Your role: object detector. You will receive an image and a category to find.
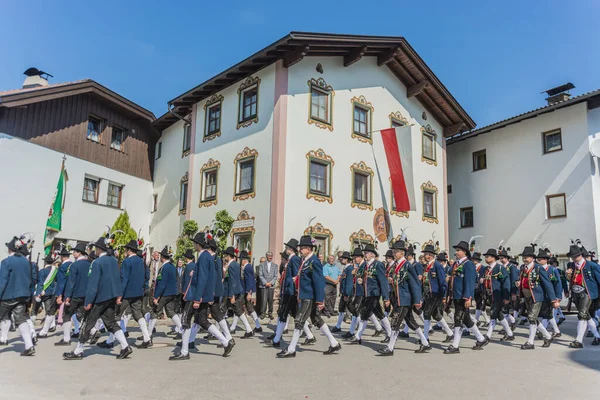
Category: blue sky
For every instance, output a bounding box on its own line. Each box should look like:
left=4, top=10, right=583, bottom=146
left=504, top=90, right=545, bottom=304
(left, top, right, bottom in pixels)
left=1, top=0, right=598, bottom=128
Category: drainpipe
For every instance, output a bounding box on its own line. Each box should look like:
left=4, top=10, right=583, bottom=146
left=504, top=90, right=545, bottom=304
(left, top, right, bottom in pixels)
left=168, top=102, right=191, bottom=124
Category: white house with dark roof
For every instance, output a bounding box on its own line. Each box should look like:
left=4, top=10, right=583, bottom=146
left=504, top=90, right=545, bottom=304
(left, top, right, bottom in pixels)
left=447, top=84, right=600, bottom=264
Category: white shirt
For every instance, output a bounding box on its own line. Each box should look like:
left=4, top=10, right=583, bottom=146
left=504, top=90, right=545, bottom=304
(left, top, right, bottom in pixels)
left=99, top=252, right=108, bottom=258
left=267, top=261, right=272, bottom=273
left=458, top=256, right=468, bottom=264
left=76, top=256, right=87, bottom=261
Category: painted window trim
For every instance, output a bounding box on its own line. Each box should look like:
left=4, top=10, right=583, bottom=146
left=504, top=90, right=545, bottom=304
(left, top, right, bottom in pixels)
left=304, top=223, right=334, bottom=256
left=350, top=95, right=374, bottom=144
left=179, top=172, right=189, bottom=215
left=199, top=158, right=220, bottom=208
left=230, top=210, right=255, bottom=252
left=545, top=193, right=567, bottom=219
left=306, top=148, right=334, bottom=203
left=389, top=177, right=409, bottom=218
left=237, top=77, right=261, bottom=129
left=542, top=128, right=563, bottom=155
left=472, top=149, right=487, bottom=172
left=421, top=124, right=437, bottom=166
left=421, top=181, right=439, bottom=224
left=307, top=78, right=334, bottom=131
left=349, top=229, right=376, bottom=249
left=203, top=94, right=224, bottom=142
left=182, top=123, right=192, bottom=158
left=233, top=147, right=258, bottom=201
left=351, top=161, right=374, bottom=211
left=389, top=111, right=409, bottom=128
left=459, top=206, right=474, bottom=228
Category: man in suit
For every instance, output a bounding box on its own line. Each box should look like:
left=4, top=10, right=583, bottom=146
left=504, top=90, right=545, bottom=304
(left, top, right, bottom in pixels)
left=481, top=248, right=513, bottom=341
left=148, top=246, right=182, bottom=340
left=143, top=251, right=162, bottom=317
left=240, top=252, right=262, bottom=336
left=258, top=251, right=278, bottom=320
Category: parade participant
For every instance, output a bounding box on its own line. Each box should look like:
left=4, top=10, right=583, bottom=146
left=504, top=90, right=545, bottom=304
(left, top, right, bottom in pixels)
left=175, top=249, right=198, bottom=349
left=517, top=246, right=557, bottom=350
left=240, top=252, right=262, bottom=336
left=63, top=237, right=132, bottom=360
left=549, top=257, right=566, bottom=326
left=172, top=233, right=234, bottom=360
left=444, top=241, right=489, bottom=354
left=472, top=252, right=490, bottom=326
left=147, top=246, right=183, bottom=340
left=421, top=244, right=453, bottom=342
left=342, top=248, right=365, bottom=339
left=227, top=249, right=255, bottom=339
left=499, top=248, right=519, bottom=330
left=203, top=238, right=233, bottom=343
left=276, top=235, right=341, bottom=358
left=538, top=249, right=562, bottom=338
left=34, top=254, right=57, bottom=340
left=0, top=237, right=35, bottom=356
left=377, top=240, right=428, bottom=355
left=565, top=243, right=600, bottom=348
left=400, top=245, right=427, bottom=338
left=332, top=251, right=354, bottom=334
left=349, top=243, right=391, bottom=345
left=56, top=242, right=90, bottom=346
left=481, top=249, right=514, bottom=341
left=264, top=239, right=300, bottom=347
left=52, top=245, right=73, bottom=337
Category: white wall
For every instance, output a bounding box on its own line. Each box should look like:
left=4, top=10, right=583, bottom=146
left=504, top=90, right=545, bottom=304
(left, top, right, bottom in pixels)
left=283, top=56, right=447, bottom=254
left=587, top=107, right=600, bottom=252
left=0, top=134, right=152, bottom=258
left=447, top=102, right=595, bottom=255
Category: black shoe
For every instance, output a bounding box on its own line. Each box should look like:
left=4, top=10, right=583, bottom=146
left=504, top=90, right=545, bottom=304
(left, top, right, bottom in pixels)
left=268, top=314, right=274, bottom=320
left=254, top=327, right=263, bottom=333
left=373, top=329, right=383, bottom=337
left=138, top=340, right=153, bottom=349
left=54, top=339, right=70, bottom=346
left=267, top=333, right=275, bottom=340
left=520, top=342, right=535, bottom=350
left=586, top=331, right=594, bottom=338
left=476, top=321, right=482, bottom=327
left=49, top=326, right=56, bottom=333
left=97, top=340, right=114, bottom=349
left=204, top=333, right=217, bottom=341
left=542, top=337, right=553, bottom=348
left=167, top=329, right=178, bottom=336
left=229, top=329, right=236, bottom=335
left=169, top=352, right=190, bottom=361
left=592, top=338, right=600, bottom=346
left=472, top=337, right=489, bottom=350
left=510, top=322, right=517, bottom=331
left=462, top=330, right=471, bottom=337
left=381, top=336, right=390, bottom=344
left=443, top=335, right=453, bottom=343
left=9, top=325, right=16, bottom=332
left=152, top=327, right=157, bottom=334
left=37, top=333, right=48, bottom=339
left=498, top=329, right=506, bottom=336
left=222, top=340, right=235, bottom=357
left=557, top=317, right=565, bottom=326
left=99, top=328, right=106, bottom=334
left=63, top=351, right=83, bottom=360
left=124, top=332, right=129, bottom=338
left=0, top=340, right=7, bottom=346
left=428, top=329, right=435, bottom=335
left=501, top=334, right=515, bottom=341
left=444, top=345, right=460, bottom=354
left=32, top=336, right=38, bottom=345
left=116, top=346, right=133, bottom=359
left=302, top=337, right=317, bottom=346
left=241, top=331, right=254, bottom=339
left=323, top=343, right=341, bottom=355
left=377, top=347, right=394, bottom=356
left=331, top=326, right=341, bottom=333
left=173, top=333, right=182, bottom=340
left=300, top=331, right=307, bottom=338
left=263, top=339, right=281, bottom=348
left=416, top=339, right=421, bottom=345
left=535, top=332, right=543, bottom=340
left=283, top=329, right=289, bottom=335
left=553, top=332, right=562, bottom=338
left=415, top=344, right=432, bottom=353
left=518, top=319, right=526, bottom=326
left=341, top=332, right=354, bottom=339
left=432, top=325, right=443, bottom=331
left=570, top=340, right=583, bottom=348
left=348, top=336, right=362, bottom=345
left=276, top=349, right=296, bottom=358
left=398, top=332, right=409, bottom=338
left=71, top=332, right=79, bottom=339
left=89, top=331, right=101, bottom=345
left=20, top=347, right=35, bottom=356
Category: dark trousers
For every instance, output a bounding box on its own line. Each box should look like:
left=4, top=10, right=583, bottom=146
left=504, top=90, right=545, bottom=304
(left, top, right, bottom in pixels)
left=116, top=296, right=144, bottom=321
left=571, top=290, right=597, bottom=320
left=210, top=297, right=224, bottom=323
left=42, top=295, right=58, bottom=316
left=523, top=294, right=542, bottom=324
left=150, top=295, right=177, bottom=319
left=453, top=299, right=475, bottom=328
left=182, top=302, right=212, bottom=330
left=259, top=287, right=275, bottom=316
left=142, top=289, right=152, bottom=315
left=423, top=295, right=444, bottom=321
left=242, top=295, right=255, bottom=315
left=358, top=296, right=385, bottom=321
left=63, top=297, right=85, bottom=322
left=338, top=295, right=351, bottom=313
left=0, top=297, right=29, bottom=326
left=277, top=294, right=298, bottom=322
left=346, top=295, right=363, bottom=317
left=390, top=305, right=419, bottom=331
left=294, top=299, right=325, bottom=330
left=489, top=297, right=505, bottom=321
left=79, top=298, right=120, bottom=343
left=475, top=290, right=487, bottom=311
left=324, top=284, right=337, bottom=315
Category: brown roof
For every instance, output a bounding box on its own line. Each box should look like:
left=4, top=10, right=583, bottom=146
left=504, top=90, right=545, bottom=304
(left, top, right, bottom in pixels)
left=154, top=31, right=475, bottom=135
left=0, top=79, right=156, bottom=123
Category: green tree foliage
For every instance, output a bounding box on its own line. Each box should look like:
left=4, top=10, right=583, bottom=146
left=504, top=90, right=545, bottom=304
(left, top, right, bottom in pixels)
left=175, top=220, right=199, bottom=262
left=214, top=210, right=234, bottom=253
left=109, top=211, right=137, bottom=263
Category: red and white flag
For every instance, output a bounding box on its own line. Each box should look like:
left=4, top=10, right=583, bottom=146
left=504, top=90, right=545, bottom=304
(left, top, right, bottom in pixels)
left=379, top=127, right=415, bottom=212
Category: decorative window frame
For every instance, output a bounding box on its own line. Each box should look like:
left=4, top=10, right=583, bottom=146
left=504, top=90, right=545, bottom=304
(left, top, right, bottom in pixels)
left=389, top=177, right=409, bottom=218
left=307, top=78, right=334, bottom=131
left=304, top=223, right=334, bottom=256
left=182, top=123, right=192, bottom=158
left=233, top=147, right=258, bottom=201
left=349, top=229, right=376, bottom=249
left=230, top=210, right=255, bottom=252
left=203, top=94, right=223, bottom=142
left=420, top=239, right=441, bottom=253
left=421, top=181, right=439, bottom=224
left=421, top=124, right=437, bottom=166
left=350, top=95, right=374, bottom=144
left=179, top=172, right=189, bottom=216
left=306, top=148, right=334, bottom=204
left=351, top=161, right=374, bottom=211
left=237, top=76, right=261, bottom=129
left=389, top=111, right=409, bottom=127
left=199, top=158, right=220, bottom=208
left=546, top=193, right=567, bottom=219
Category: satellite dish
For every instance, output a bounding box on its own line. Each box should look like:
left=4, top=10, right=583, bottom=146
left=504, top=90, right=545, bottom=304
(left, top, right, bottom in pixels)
left=590, top=138, right=600, bottom=158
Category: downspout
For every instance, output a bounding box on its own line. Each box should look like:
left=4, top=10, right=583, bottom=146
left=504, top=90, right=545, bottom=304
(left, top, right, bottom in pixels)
left=168, top=102, right=195, bottom=222
left=168, top=102, right=191, bottom=124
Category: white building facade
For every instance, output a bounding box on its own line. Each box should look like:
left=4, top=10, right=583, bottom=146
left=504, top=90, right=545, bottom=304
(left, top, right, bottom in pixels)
left=447, top=89, right=600, bottom=262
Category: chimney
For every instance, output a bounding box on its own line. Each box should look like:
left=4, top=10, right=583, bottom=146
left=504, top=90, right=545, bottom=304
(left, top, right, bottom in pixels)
left=22, top=67, right=53, bottom=89
left=542, top=82, right=575, bottom=106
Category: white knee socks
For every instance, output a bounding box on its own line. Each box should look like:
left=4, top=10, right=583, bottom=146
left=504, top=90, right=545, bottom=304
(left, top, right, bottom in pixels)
left=415, top=327, right=428, bottom=346
left=208, top=325, right=229, bottom=346
left=27, top=319, right=36, bottom=338
left=148, top=319, right=157, bottom=336
left=181, top=328, right=192, bottom=356
left=240, top=314, right=252, bottom=333
left=74, top=341, right=85, bottom=355
left=527, top=324, right=536, bottom=344
left=424, top=320, right=431, bottom=340
left=349, top=316, right=358, bottom=334
left=387, top=330, right=399, bottom=351
left=1, top=320, right=10, bottom=341
left=114, top=330, right=129, bottom=349
left=369, top=314, right=382, bottom=331
left=536, top=321, right=551, bottom=340
left=18, top=323, right=33, bottom=350
left=380, top=316, right=392, bottom=337
left=172, top=314, right=182, bottom=330
left=230, top=315, right=239, bottom=330
left=319, top=325, right=339, bottom=347
left=218, top=319, right=232, bottom=340
left=138, top=318, right=151, bottom=342
left=356, top=320, right=367, bottom=339
left=190, top=323, right=200, bottom=342
left=486, top=320, right=496, bottom=338
left=475, top=310, right=482, bottom=321
left=499, top=318, right=512, bottom=336
left=287, top=329, right=301, bottom=353
left=576, top=320, right=586, bottom=342
left=439, top=318, right=453, bottom=336
left=72, top=315, right=80, bottom=334
left=451, top=327, right=462, bottom=348
left=587, top=318, right=600, bottom=338
left=549, top=318, right=560, bottom=334
left=63, top=321, right=72, bottom=342
left=284, top=316, right=290, bottom=330
left=273, top=321, right=285, bottom=343
left=335, top=312, right=344, bottom=329
left=303, top=321, right=314, bottom=339
left=250, top=311, right=261, bottom=328
left=40, top=315, right=54, bottom=334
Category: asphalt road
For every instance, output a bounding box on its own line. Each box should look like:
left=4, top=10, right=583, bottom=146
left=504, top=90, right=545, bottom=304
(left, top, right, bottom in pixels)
left=0, top=315, right=598, bottom=400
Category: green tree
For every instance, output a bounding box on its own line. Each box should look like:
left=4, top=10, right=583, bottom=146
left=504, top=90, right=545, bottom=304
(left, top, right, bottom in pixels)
left=175, top=220, right=199, bottom=262
left=214, top=210, right=234, bottom=253
left=110, top=211, right=137, bottom=263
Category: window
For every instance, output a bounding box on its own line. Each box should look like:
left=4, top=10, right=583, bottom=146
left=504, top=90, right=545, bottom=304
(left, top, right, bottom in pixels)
left=156, top=142, right=162, bottom=160
left=179, top=180, right=188, bottom=212
left=422, top=131, right=435, bottom=162
left=152, top=194, right=158, bottom=212
left=233, top=148, right=258, bottom=201
left=354, top=172, right=370, bottom=204
left=543, top=129, right=562, bottom=154
left=233, top=232, right=253, bottom=254
left=309, top=160, right=329, bottom=196
left=203, top=169, right=218, bottom=202
left=421, top=181, right=439, bottom=223
left=353, top=106, right=369, bottom=137
left=473, top=150, right=487, bottom=171
left=447, top=185, right=453, bottom=194
left=82, top=177, right=99, bottom=203
left=242, top=88, right=258, bottom=121
left=107, top=183, right=123, bottom=208
left=87, top=116, right=102, bottom=142
left=351, top=96, right=373, bottom=143
left=546, top=193, right=567, bottom=219
left=237, top=159, right=255, bottom=194
left=183, top=124, right=192, bottom=155
left=110, top=126, right=125, bottom=151
left=237, top=77, right=261, bottom=129
left=351, top=161, right=374, bottom=210
left=391, top=119, right=405, bottom=128
left=310, top=88, right=330, bottom=123
left=389, top=111, right=408, bottom=129
left=314, top=236, right=329, bottom=257
left=207, top=104, right=221, bottom=136
left=460, top=207, right=474, bottom=228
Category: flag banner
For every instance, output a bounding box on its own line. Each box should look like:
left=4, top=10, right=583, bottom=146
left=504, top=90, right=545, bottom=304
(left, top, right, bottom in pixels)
left=43, top=159, right=68, bottom=255
left=380, top=127, right=415, bottom=212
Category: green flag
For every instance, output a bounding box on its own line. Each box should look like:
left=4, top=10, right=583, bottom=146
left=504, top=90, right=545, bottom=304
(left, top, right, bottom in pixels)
left=43, top=159, right=68, bottom=255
